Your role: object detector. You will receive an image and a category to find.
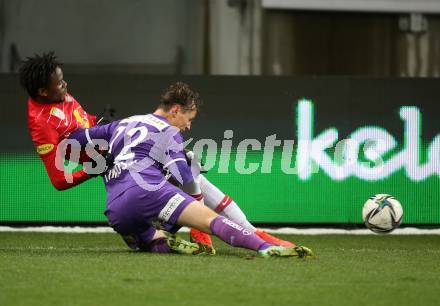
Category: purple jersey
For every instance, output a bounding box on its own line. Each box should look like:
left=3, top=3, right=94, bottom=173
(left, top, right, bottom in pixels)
left=69, top=114, right=194, bottom=203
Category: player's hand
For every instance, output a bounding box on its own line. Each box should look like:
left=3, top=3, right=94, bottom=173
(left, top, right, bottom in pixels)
left=162, top=166, right=173, bottom=181
left=167, top=175, right=181, bottom=187
left=96, top=104, right=116, bottom=125
left=87, top=151, right=115, bottom=177
left=184, top=149, right=207, bottom=173
left=101, top=151, right=115, bottom=173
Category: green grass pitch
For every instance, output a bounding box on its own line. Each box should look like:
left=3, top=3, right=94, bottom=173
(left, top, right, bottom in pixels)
left=1, top=232, right=439, bottom=306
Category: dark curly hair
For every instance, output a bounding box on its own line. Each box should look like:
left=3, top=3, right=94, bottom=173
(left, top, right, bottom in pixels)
left=19, top=52, right=60, bottom=99
left=159, top=82, right=202, bottom=111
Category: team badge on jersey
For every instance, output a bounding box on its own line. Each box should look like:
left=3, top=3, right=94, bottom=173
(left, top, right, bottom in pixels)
left=36, top=144, right=54, bottom=155
left=73, top=110, right=90, bottom=128
left=50, top=107, right=66, bottom=120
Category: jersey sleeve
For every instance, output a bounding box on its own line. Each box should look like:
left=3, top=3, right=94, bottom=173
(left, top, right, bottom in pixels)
left=68, top=120, right=119, bottom=147
left=30, top=121, right=90, bottom=191
left=87, top=113, right=97, bottom=127
left=162, top=130, right=194, bottom=185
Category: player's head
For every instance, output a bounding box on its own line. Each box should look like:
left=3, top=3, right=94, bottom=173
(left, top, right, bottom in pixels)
left=19, top=52, right=67, bottom=103
left=157, top=82, right=202, bottom=132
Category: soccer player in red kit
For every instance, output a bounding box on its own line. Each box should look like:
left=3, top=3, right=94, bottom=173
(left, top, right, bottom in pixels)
left=20, top=52, right=98, bottom=190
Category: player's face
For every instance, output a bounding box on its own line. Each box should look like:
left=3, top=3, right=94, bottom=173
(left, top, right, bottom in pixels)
left=39, top=66, right=68, bottom=103
left=171, top=106, right=197, bottom=132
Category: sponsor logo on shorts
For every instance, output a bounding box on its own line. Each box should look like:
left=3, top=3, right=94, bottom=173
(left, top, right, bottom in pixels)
left=36, top=144, right=54, bottom=155
left=158, top=193, right=185, bottom=222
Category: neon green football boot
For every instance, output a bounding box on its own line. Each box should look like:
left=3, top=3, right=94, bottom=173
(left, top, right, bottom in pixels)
left=259, top=245, right=314, bottom=258
left=165, top=233, right=200, bottom=255
left=165, top=233, right=214, bottom=255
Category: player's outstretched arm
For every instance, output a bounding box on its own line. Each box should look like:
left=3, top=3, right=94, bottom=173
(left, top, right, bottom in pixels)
left=30, top=120, right=91, bottom=190
left=39, top=145, right=91, bottom=191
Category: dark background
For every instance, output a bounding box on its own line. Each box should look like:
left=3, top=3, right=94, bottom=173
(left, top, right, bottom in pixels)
left=2, top=74, right=439, bottom=152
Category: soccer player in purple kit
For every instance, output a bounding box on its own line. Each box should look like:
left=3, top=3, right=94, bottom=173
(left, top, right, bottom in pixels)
left=67, top=82, right=313, bottom=258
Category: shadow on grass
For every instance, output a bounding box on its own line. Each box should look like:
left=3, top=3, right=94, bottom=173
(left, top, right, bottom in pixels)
left=0, top=247, right=131, bottom=255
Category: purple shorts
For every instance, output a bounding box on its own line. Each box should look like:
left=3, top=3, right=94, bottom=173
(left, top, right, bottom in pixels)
left=104, top=181, right=195, bottom=247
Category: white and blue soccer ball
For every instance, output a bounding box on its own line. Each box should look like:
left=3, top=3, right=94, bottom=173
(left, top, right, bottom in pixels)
left=362, top=194, right=403, bottom=233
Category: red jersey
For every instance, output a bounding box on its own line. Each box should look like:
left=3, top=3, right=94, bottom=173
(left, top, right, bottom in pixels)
left=28, top=93, right=97, bottom=190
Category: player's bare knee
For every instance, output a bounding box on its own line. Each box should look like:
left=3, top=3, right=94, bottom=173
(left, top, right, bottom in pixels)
left=178, top=200, right=217, bottom=233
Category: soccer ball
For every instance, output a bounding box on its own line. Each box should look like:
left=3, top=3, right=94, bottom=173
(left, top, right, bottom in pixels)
left=362, top=194, right=403, bottom=233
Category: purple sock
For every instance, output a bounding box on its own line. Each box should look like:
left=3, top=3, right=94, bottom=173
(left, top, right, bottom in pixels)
left=148, top=237, right=171, bottom=253
left=210, top=216, right=273, bottom=251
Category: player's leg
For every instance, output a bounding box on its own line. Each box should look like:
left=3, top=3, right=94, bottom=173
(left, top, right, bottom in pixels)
left=147, top=181, right=271, bottom=253
left=119, top=229, right=200, bottom=254
left=199, top=175, right=295, bottom=247
left=105, top=186, right=200, bottom=255
left=181, top=180, right=215, bottom=253
left=188, top=194, right=215, bottom=253
left=120, top=229, right=169, bottom=252
left=184, top=151, right=293, bottom=247
left=177, top=201, right=270, bottom=252
left=200, top=175, right=255, bottom=230
left=160, top=218, right=215, bottom=255
left=176, top=201, right=312, bottom=258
